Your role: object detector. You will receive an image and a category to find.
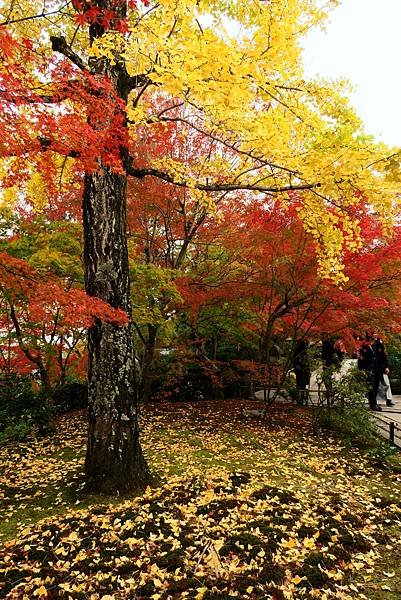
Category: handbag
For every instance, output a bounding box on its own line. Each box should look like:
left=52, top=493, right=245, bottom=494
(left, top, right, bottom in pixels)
left=383, top=373, right=393, bottom=401
left=377, top=380, right=388, bottom=402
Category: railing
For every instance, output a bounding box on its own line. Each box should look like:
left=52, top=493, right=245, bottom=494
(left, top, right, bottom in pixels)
left=373, top=414, right=401, bottom=448
left=256, top=386, right=401, bottom=449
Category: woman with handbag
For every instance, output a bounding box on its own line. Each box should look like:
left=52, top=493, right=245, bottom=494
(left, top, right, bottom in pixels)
left=372, top=332, right=395, bottom=408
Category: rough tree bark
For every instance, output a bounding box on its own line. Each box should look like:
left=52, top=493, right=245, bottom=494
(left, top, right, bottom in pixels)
left=83, top=168, right=150, bottom=493
left=80, top=0, right=151, bottom=493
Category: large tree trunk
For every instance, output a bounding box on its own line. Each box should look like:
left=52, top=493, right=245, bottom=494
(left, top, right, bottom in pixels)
left=83, top=168, right=150, bottom=493
left=78, top=0, right=151, bottom=494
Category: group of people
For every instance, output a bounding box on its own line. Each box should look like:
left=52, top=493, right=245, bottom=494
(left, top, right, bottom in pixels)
left=292, top=334, right=345, bottom=405
left=357, top=331, right=394, bottom=412
left=291, top=331, right=394, bottom=411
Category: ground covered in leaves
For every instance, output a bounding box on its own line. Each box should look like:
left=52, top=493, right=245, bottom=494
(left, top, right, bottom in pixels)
left=1, top=400, right=401, bottom=599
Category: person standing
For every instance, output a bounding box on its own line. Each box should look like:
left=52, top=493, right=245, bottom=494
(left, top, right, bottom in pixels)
left=321, top=332, right=336, bottom=367
left=320, top=332, right=336, bottom=404
left=358, top=333, right=382, bottom=411
left=292, top=339, right=311, bottom=405
left=372, top=332, right=394, bottom=407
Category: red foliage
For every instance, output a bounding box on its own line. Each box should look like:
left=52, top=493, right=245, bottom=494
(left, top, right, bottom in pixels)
left=0, top=252, right=127, bottom=382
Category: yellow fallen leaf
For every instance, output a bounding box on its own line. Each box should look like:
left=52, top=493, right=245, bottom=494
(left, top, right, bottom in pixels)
left=196, top=587, right=207, bottom=600
left=383, top=571, right=395, bottom=578
left=291, top=575, right=303, bottom=584
left=303, top=537, right=316, bottom=550
left=33, top=586, right=47, bottom=597
left=281, top=538, right=296, bottom=549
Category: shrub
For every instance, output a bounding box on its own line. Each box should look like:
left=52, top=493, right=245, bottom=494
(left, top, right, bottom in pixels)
left=52, top=381, right=88, bottom=412
left=313, top=367, right=386, bottom=450
left=0, top=373, right=51, bottom=442
left=386, top=340, right=401, bottom=393
left=149, top=350, right=216, bottom=402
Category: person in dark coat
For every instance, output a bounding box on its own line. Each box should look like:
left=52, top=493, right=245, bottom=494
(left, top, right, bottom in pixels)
left=372, top=332, right=393, bottom=407
left=320, top=332, right=336, bottom=402
left=321, top=332, right=336, bottom=367
left=358, top=333, right=382, bottom=411
left=292, top=339, right=310, bottom=405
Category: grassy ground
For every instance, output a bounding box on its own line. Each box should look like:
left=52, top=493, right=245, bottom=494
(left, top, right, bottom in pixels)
left=1, top=400, right=401, bottom=599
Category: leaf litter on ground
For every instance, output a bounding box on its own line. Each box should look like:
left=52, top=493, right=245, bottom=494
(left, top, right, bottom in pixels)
left=1, top=400, right=401, bottom=599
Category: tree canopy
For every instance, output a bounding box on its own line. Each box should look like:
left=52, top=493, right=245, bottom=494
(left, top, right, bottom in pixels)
left=1, top=0, right=401, bottom=492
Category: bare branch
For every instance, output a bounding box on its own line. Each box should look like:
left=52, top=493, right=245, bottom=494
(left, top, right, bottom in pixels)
left=126, top=162, right=320, bottom=194
left=50, top=35, right=88, bottom=71
left=154, top=113, right=301, bottom=176
left=0, top=5, right=70, bottom=27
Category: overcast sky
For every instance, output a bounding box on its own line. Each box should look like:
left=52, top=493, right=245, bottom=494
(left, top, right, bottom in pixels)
left=302, top=0, right=401, bottom=148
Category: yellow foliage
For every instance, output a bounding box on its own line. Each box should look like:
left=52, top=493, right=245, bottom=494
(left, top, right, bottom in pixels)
left=1, top=0, right=401, bottom=280
left=26, top=172, right=48, bottom=211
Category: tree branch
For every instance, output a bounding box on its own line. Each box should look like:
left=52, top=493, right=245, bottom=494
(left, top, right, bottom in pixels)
left=150, top=113, right=301, bottom=177
left=50, top=36, right=88, bottom=71
left=126, top=162, right=320, bottom=194
left=0, top=6, right=69, bottom=27
left=9, top=304, right=40, bottom=366
left=50, top=36, right=150, bottom=90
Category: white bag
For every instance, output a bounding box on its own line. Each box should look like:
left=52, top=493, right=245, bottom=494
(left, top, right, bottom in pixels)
left=383, top=373, right=393, bottom=401
left=376, top=380, right=388, bottom=402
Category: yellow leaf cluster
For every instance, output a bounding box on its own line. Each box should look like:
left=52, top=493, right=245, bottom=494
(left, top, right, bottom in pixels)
left=2, top=0, right=401, bottom=281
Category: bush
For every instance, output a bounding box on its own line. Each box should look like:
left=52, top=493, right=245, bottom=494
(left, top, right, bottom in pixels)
left=317, top=403, right=378, bottom=447
left=0, top=373, right=51, bottom=442
left=52, top=381, right=88, bottom=412
left=387, top=341, right=401, bottom=393
left=313, top=368, right=386, bottom=450
left=149, top=350, right=216, bottom=401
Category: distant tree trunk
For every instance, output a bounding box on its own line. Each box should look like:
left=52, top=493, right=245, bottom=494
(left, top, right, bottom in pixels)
left=83, top=168, right=150, bottom=494
left=259, top=321, right=274, bottom=365
left=211, top=335, right=218, bottom=360
left=140, top=324, right=158, bottom=403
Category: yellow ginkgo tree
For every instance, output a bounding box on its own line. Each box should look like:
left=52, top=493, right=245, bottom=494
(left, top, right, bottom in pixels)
left=0, top=0, right=400, bottom=492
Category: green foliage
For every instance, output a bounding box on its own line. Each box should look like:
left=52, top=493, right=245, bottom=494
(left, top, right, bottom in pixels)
left=317, top=403, right=377, bottom=448
left=0, top=374, right=51, bottom=442
left=148, top=349, right=214, bottom=401
left=365, top=439, right=397, bottom=464
left=0, top=420, right=33, bottom=442
left=178, top=305, right=258, bottom=362
left=130, top=262, right=182, bottom=344
left=0, top=218, right=83, bottom=283
left=386, top=337, right=401, bottom=392
left=130, top=263, right=182, bottom=321
left=314, top=368, right=386, bottom=452
left=52, top=381, right=88, bottom=413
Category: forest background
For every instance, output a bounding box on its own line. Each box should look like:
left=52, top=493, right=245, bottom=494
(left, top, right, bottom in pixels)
left=2, top=0, right=401, bottom=493
left=3, top=2, right=401, bottom=599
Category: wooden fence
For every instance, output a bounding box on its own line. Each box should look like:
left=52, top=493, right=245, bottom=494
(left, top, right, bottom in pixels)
left=373, top=415, right=401, bottom=449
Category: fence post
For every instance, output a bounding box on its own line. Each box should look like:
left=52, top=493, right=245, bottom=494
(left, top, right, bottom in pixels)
left=389, top=421, right=395, bottom=445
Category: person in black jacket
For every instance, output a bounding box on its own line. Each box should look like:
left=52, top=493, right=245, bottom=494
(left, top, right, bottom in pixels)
left=320, top=332, right=337, bottom=403
left=292, top=339, right=310, bottom=405
left=358, top=332, right=387, bottom=411
left=372, top=332, right=393, bottom=407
